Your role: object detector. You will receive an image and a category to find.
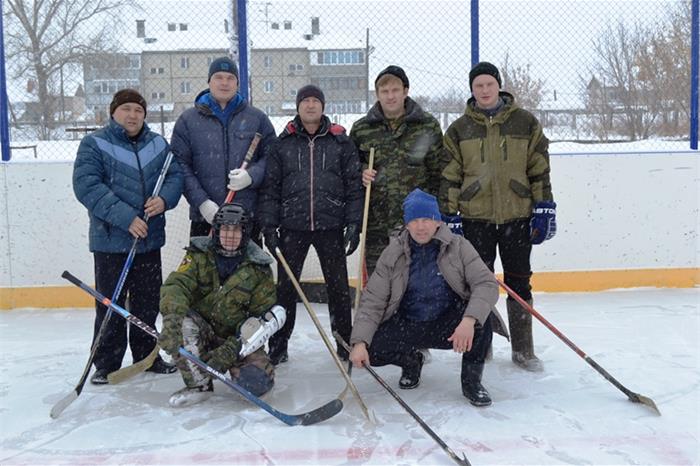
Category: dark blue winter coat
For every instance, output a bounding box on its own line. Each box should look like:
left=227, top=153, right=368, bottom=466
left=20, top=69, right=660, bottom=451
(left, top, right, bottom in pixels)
left=257, top=115, right=363, bottom=231
left=73, top=119, right=183, bottom=254
left=170, top=90, right=276, bottom=219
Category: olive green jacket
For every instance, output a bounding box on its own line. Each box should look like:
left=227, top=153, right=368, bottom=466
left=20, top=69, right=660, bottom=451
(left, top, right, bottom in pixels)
left=350, top=97, right=445, bottom=235
left=440, top=92, right=553, bottom=224
left=160, top=238, right=276, bottom=343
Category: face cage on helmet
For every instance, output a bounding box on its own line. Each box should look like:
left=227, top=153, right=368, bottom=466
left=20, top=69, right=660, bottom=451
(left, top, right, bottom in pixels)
left=213, top=221, right=249, bottom=257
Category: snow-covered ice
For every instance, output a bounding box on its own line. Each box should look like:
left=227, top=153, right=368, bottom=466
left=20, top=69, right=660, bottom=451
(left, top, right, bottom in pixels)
left=1, top=288, right=698, bottom=465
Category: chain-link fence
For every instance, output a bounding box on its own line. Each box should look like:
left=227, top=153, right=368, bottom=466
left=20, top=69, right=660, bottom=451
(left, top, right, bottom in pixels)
left=2, top=0, right=697, bottom=161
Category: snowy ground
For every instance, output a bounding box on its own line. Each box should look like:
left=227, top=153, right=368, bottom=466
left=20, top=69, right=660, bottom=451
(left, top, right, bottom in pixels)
left=1, top=288, right=698, bottom=466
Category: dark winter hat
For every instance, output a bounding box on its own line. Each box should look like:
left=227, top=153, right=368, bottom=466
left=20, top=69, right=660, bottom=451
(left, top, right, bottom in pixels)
left=375, top=65, right=409, bottom=89
left=469, top=61, right=502, bottom=90
left=109, top=88, right=147, bottom=116
left=296, top=84, right=325, bottom=109
left=403, top=189, right=441, bottom=224
left=208, top=57, right=239, bottom=82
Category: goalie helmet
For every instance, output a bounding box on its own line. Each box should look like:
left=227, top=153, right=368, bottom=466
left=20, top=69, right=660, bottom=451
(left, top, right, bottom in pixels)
left=212, top=203, right=250, bottom=257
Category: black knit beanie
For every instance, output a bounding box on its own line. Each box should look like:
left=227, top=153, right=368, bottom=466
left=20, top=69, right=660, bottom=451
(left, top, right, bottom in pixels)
left=110, top=89, right=147, bottom=116
left=375, top=65, right=409, bottom=89
left=296, top=84, right=325, bottom=109
left=469, top=62, right=502, bottom=90
left=208, top=57, right=239, bottom=82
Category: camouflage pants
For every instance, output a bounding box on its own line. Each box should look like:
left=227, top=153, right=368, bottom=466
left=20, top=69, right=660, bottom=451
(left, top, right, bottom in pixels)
left=175, top=311, right=275, bottom=396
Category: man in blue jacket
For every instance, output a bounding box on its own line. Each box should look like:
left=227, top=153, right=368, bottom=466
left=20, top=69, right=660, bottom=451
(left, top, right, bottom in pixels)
left=73, top=89, right=183, bottom=384
left=171, top=57, right=276, bottom=237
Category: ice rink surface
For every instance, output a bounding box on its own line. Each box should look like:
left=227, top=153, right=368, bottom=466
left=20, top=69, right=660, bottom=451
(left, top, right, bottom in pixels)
left=1, top=288, right=698, bottom=466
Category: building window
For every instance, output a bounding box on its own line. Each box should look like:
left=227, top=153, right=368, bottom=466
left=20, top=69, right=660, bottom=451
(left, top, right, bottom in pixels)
left=289, top=89, right=297, bottom=96
left=265, top=104, right=274, bottom=114
left=264, top=56, right=272, bottom=68
left=129, top=57, right=140, bottom=69
left=317, top=50, right=365, bottom=65
left=264, top=81, right=274, bottom=93
left=180, top=82, right=191, bottom=94
left=179, top=23, right=188, bottom=31
left=288, top=64, right=304, bottom=73
left=168, top=23, right=176, bottom=31
left=283, top=20, right=292, bottom=30
left=180, top=57, right=189, bottom=69
left=151, top=91, right=166, bottom=100
left=150, top=67, right=165, bottom=75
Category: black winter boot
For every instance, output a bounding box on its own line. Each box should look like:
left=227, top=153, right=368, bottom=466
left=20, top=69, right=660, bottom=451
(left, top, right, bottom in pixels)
left=461, top=362, right=491, bottom=407
left=507, top=298, right=543, bottom=372
left=147, top=356, right=177, bottom=374
left=399, top=350, right=424, bottom=389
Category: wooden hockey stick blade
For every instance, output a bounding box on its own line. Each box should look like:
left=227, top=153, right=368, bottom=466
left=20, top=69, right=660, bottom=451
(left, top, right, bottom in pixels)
left=107, top=345, right=160, bottom=384
left=50, top=390, right=79, bottom=419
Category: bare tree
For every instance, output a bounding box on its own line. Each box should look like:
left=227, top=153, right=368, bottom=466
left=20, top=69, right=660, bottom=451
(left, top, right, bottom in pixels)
left=588, top=20, right=662, bottom=141
left=501, top=52, right=545, bottom=111
left=5, top=0, right=133, bottom=139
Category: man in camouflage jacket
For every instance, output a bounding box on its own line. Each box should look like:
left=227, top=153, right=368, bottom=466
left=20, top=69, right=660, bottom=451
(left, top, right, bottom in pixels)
left=440, top=62, right=555, bottom=372
left=159, top=203, right=277, bottom=407
left=350, top=65, right=445, bottom=275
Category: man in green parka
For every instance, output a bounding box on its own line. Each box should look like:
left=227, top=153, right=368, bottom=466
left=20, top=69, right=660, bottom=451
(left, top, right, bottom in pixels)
left=158, top=203, right=280, bottom=407
left=440, top=62, right=557, bottom=372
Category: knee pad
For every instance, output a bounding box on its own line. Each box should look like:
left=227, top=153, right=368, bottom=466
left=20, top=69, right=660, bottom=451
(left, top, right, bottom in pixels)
left=235, top=365, right=274, bottom=397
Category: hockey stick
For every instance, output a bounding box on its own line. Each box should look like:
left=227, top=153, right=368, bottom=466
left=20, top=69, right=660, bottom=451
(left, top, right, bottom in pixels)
left=60, top=271, right=344, bottom=426
left=274, top=248, right=372, bottom=422
left=335, top=334, right=470, bottom=466
left=496, top=278, right=660, bottom=415
left=354, top=148, right=374, bottom=315
left=51, top=151, right=175, bottom=419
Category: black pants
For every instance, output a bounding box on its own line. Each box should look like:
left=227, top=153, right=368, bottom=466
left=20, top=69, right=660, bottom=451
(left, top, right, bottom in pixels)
left=367, top=307, right=493, bottom=368
left=462, top=219, right=533, bottom=301
left=268, top=229, right=352, bottom=356
left=92, top=250, right=162, bottom=372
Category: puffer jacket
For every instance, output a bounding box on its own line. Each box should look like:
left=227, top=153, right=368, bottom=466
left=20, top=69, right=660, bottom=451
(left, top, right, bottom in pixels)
left=441, top=92, right=553, bottom=224
left=350, top=224, right=508, bottom=347
left=73, top=118, right=183, bottom=253
left=257, top=115, right=362, bottom=231
left=160, top=237, right=276, bottom=342
left=170, top=90, right=276, bottom=218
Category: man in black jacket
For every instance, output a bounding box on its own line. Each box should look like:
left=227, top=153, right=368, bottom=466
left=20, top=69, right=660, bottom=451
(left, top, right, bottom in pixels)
left=257, top=84, right=363, bottom=365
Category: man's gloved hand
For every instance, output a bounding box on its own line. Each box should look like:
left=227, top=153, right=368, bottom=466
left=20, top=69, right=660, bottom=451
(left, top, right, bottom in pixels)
left=198, top=200, right=219, bottom=224
left=262, top=228, right=280, bottom=254
left=343, top=224, right=360, bottom=256
left=158, top=314, right=183, bottom=356
left=227, top=168, right=253, bottom=191
left=441, top=213, right=463, bottom=236
left=202, top=338, right=241, bottom=372
left=530, top=201, right=557, bottom=244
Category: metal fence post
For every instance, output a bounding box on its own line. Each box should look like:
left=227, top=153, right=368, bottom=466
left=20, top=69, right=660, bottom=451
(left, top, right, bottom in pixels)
left=237, top=0, right=249, bottom=101
left=0, top=6, right=11, bottom=162
left=690, top=0, right=699, bottom=150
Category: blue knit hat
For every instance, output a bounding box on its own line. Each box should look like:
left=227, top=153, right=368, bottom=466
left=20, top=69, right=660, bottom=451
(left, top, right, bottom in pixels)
left=403, top=189, right=441, bottom=224
left=208, top=57, right=239, bottom=82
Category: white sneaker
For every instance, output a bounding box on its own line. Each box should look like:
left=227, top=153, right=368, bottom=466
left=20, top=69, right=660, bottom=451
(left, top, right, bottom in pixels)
left=168, top=382, right=213, bottom=408
left=419, top=348, right=432, bottom=364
